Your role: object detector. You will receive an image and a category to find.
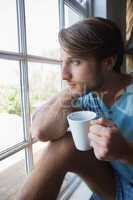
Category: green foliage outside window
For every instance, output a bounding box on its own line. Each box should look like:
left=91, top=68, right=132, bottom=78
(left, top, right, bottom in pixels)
left=0, top=85, right=21, bottom=116
left=0, top=82, right=58, bottom=116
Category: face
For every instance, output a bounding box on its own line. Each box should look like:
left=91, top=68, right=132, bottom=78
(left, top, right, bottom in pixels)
left=61, top=51, right=106, bottom=95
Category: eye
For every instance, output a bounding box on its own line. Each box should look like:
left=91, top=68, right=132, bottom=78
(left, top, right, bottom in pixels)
left=71, top=59, right=81, bottom=66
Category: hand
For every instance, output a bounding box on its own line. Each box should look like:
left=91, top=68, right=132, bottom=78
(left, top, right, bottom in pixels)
left=57, top=88, right=80, bottom=109
left=88, top=118, right=129, bottom=161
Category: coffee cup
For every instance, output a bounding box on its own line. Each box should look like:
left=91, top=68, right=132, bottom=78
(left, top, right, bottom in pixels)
left=67, top=111, right=96, bottom=151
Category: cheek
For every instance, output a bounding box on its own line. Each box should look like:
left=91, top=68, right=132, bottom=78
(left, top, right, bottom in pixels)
left=77, top=69, right=94, bottom=84
left=75, top=70, right=93, bottom=92
left=71, top=64, right=102, bottom=88
left=72, top=67, right=90, bottom=81
left=81, top=69, right=102, bottom=90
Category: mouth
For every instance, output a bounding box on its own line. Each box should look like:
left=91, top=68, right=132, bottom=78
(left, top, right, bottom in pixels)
left=68, top=82, right=76, bottom=88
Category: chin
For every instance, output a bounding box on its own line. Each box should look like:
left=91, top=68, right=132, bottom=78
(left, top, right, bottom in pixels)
left=70, top=86, right=88, bottom=96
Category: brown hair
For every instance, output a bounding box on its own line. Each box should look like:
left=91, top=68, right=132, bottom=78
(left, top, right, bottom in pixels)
left=58, top=17, right=125, bottom=73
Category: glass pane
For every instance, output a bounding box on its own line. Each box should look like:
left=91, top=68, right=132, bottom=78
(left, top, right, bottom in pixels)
left=75, top=0, right=87, bottom=8
left=0, top=60, right=24, bottom=152
left=65, top=5, right=84, bottom=27
left=0, top=150, right=27, bottom=199
left=33, top=141, right=49, bottom=165
left=25, top=0, right=60, bottom=59
left=0, top=0, right=18, bottom=51
left=28, top=63, right=61, bottom=115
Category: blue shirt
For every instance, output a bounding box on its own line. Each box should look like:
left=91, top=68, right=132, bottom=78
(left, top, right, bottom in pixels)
left=75, top=83, right=133, bottom=183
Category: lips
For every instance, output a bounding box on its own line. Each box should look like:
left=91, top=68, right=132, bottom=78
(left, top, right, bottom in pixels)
left=68, top=82, right=76, bottom=87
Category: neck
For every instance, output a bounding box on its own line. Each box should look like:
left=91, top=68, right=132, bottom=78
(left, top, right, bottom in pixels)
left=94, top=72, right=132, bottom=107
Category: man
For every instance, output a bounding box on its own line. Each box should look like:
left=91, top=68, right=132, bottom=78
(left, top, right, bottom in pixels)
left=18, top=17, right=133, bottom=200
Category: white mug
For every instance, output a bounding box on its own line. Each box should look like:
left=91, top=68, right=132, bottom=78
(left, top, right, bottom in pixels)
left=67, top=111, right=96, bottom=151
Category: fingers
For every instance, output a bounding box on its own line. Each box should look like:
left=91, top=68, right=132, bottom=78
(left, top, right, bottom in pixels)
left=90, top=140, right=110, bottom=161
left=89, top=118, right=117, bottom=137
left=89, top=131, right=109, bottom=147
left=89, top=123, right=112, bottom=138
left=88, top=118, right=117, bottom=150
left=89, top=134, right=112, bottom=161
left=88, top=118, right=120, bottom=161
left=94, top=118, right=116, bottom=127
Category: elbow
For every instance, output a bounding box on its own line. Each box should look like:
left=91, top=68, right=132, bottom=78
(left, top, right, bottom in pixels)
left=30, top=126, right=48, bottom=142
left=37, top=130, right=48, bottom=142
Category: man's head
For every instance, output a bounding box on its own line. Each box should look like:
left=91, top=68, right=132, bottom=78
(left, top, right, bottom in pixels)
left=58, top=17, right=125, bottom=94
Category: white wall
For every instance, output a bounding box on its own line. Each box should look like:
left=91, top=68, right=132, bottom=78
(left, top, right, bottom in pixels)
left=92, top=0, right=127, bottom=72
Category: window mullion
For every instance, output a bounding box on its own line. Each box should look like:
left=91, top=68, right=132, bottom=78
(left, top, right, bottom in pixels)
left=59, top=0, right=65, bottom=29
left=59, top=0, right=65, bottom=89
left=87, top=0, right=93, bottom=17
left=0, top=50, right=60, bottom=64
left=16, top=0, right=33, bottom=174
left=64, top=0, right=88, bottom=17
left=0, top=142, right=29, bottom=161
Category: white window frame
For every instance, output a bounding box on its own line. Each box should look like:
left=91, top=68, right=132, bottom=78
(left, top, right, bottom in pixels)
left=0, top=0, right=60, bottom=174
left=0, top=0, right=91, bottom=177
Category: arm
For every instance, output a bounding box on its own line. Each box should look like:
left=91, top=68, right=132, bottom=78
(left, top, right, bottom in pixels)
left=30, top=89, right=80, bottom=142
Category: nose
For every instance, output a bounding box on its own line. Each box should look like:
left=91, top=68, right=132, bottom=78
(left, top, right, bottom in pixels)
left=62, top=64, right=72, bottom=81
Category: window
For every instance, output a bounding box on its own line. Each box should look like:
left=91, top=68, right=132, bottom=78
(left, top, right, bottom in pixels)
left=0, top=60, right=23, bottom=152
left=75, top=0, right=88, bottom=8
left=0, top=0, right=89, bottom=199
left=25, top=0, right=60, bottom=59
left=0, top=0, right=18, bottom=51
left=64, top=0, right=88, bottom=19
left=28, top=62, right=61, bottom=115
left=65, top=4, right=84, bottom=27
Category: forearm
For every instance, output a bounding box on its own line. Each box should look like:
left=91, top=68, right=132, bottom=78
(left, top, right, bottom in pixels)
left=32, top=95, right=57, bottom=121
left=31, top=89, right=80, bottom=141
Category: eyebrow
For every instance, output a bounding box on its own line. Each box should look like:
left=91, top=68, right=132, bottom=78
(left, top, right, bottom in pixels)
left=60, top=56, right=81, bottom=63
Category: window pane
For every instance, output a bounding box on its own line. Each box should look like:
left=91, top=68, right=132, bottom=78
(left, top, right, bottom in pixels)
left=65, top=5, right=84, bottom=27
left=75, top=0, right=87, bottom=8
left=0, top=150, right=26, bottom=199
left=28, top=63, right=61, bottom=115
left=0, top=0, right=18, bottom=51
left=0, top=60, right=24, bottom=152
left=25, top=0, right=60, bottom=59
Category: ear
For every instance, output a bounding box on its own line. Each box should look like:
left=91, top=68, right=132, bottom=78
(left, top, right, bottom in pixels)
left=102, top=55, right=117, bottom=72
